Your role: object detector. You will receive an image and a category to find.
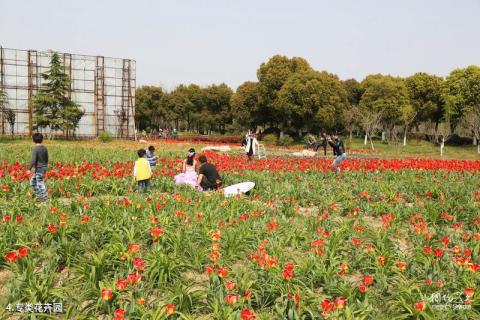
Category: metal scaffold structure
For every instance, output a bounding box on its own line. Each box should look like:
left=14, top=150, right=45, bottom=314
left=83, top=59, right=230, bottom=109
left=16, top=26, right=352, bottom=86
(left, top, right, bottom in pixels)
left=0, top=46, right=136, bottom=138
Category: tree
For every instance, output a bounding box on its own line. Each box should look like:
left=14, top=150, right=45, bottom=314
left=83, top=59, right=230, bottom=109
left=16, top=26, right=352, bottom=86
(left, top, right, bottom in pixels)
left=405, top=73, right=445, bottom=131
left=202, top=84, right=233, bottom=133
left=231, top=81, right=262, bottom=129
left=342, top=79, right=364, bottom=141
left=460, top=109, right=480, bottom=152
left=0, top=89, right=8, bottom=134
left=32, top=52, right=84, bottom=137
left=359, top=75, right=411, bottom=141
left=135, top=86, right=165, bottom=130
left=276, top=70, right=347, bottom=136
left=443, top=66, right=480, bottom=135
left=354, top=107, right=383, bottom=149
left=257, top=55, right=312, bottom=130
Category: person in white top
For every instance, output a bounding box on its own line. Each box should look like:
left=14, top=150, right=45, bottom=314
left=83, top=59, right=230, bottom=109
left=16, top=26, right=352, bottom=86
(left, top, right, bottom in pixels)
left=245, top=131, right=259, bottom=161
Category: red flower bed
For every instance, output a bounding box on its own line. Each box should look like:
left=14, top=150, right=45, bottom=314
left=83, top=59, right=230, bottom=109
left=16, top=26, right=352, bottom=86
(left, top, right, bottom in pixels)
left=2, top=154, right=479, bottom=185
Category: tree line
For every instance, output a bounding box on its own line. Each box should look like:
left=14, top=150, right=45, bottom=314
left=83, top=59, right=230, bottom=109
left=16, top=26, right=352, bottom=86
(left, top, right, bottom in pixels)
left=136, top=55, right=480, bottom=145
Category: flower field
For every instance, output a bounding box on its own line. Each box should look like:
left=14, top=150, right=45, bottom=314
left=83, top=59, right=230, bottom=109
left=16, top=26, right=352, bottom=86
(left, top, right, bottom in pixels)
left=0, top=141, right=479, bottom=320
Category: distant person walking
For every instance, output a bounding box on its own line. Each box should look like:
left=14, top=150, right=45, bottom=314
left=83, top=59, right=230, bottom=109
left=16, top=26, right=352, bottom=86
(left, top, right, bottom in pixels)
left=245, top=132, right=259, bottom=161
left=29, top=133, right=49, bottom=202
left=318, top=133, right=328, bottom=156
left=328, top=135, right=346, bottom=174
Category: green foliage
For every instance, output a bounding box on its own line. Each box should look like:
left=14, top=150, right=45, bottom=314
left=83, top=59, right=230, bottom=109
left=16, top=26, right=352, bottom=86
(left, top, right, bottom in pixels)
left=277, top=70, right=348, bottom=134
left=277, top=134, right=294, bottom=146
left=98, top=131, right=113, bottom=143
left=343, top=78, right=364, bottom=106
left=257, top=55, right=312, bottom=125
left=32, top=52, right=84, bottom=137
left=230, top=81, right=261, bottom=128
left=406, top=73, right=445, bottom=125
left=0, top=90, right=15, bottom=135
left=135, top=86, right=165, bottom=131
left=260, top=133, right=278, bottom=145
left=359, top=75, right=411, bottom=130
left=443, top=65, right=480, bottom=132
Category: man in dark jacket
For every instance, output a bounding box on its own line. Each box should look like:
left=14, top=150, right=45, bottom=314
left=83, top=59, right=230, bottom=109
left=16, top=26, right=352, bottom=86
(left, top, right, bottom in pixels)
left=196, top=155, right=222, bottom=190
left=327, top=135, right=346, bottom=174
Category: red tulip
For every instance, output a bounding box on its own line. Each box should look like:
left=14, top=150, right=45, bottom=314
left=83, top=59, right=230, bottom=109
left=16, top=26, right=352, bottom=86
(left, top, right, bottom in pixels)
left=166, top=303, right=176, bottom=314
left=441, top=236, right=450, bottom=247
left=423, top=246, right=433, bottom=254
left=321, top=299, right=335, bottom=312
left=101, top=288, right=113, bottom=301
left=209, top=251, right=220, bottom=263
left=377, top=255, right=386, bottom=266
left=282, top=263, right=295, bottom=281
left=15, top=215, right=23, bottom=223
left=2, top=215, right=11, bottom=223
left=335, top=296, right=347, bottom=309
left=240, top=309, right=255, bottom=320
left=467, top=263, right=479, bottom=272
left=217, top=266, right=228, bottom=278
left=81, top=215, right=89, bottom=223
left=5, top=251, right=19, bottom=263
left=129, top=243, right=140, bottom=253
left=363, top=275, right=374, bottom=286
left=116, top=279, right=128, bottom=291
left=48, top=224, right=58, bottom=233
left=244, top=289, right=252, bottom=301
left=396, top=261, right=407, bottom=271
left=114, top=308, right=126, bottom=320
left=211, top=229, right=221, bottom=241
left=358, top=284, right=368, bottom=293
left=434, top=249, right=444, bottom=257
left=150, top=226, right=164, bottom=239
left=225, top=279, right=237, bottom=291
left=127, top=272, right=142, bottom=285
left=225, top=294, right=238, bottom=305
left=464, top=288, right=474, bottom=298
left=352, top=237, right=362, bottom=246
left=132, top=257, right=145, bottom=271
left=18, top=247, right=29, bottom=257
left=414, top=300, right=425, bottom=312
left=205, top=265, right=215, bottom=275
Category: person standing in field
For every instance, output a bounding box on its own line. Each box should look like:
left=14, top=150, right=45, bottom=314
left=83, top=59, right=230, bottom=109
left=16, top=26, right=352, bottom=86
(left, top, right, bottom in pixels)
left=328, top=134, right=346, bottom=174
left=320, top=133, right=328, bottom=156
left=29, top=133, right=49, bottom=202
left=133, top=149, right=152, bottom=193
left=146, top=145, right=158, bottom=167
left=245, top=132, right=259, bottom=161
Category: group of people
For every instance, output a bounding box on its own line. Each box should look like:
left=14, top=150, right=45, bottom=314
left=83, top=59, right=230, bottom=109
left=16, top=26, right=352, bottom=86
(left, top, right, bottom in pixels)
left=26, top=131, right=347, bottom=202
left=138, top=128, right=178, bottom=140
left=133, top=145, right=222, bottom=193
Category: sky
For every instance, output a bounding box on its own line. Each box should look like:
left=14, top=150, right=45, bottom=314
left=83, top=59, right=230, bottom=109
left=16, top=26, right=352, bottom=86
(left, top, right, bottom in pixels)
left=1, top=0, right=479, bottom=90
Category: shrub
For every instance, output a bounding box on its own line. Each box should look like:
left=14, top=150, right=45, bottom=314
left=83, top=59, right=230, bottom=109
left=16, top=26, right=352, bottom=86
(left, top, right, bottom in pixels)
left=260, top=134, right=278, bottom=145
left=98, top=131, right=112, bottom=143
left=277, top=134, right=294, bottom=146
